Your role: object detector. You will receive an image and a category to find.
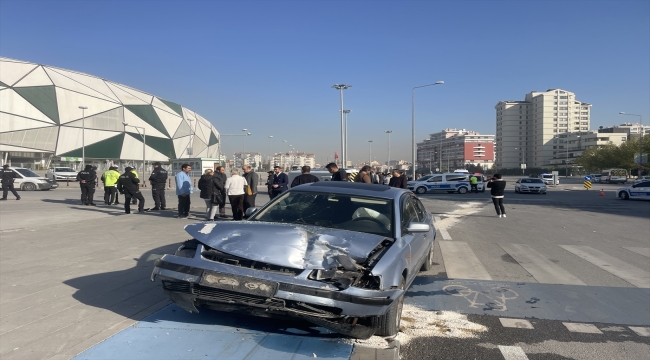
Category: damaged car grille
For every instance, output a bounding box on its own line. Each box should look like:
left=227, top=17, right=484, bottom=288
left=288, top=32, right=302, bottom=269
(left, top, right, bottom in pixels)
left=192, top=284, right=286, bottom=306
left=162, top=280, right=191, bottom=293
left=201, top=248, right=303, bottom=276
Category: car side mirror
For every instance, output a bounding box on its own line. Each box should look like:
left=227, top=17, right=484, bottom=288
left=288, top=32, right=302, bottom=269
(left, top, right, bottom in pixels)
left=244, top=207, right=258, bottom=217
left=406, top=222, right=430, bottom=233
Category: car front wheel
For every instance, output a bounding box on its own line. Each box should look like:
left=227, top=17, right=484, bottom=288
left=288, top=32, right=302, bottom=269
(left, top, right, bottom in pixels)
left=420, top=243, right=434, bottom=271
left=619, top=191, right=629, bottom=200
left=374, top=277, right=405, bottom=337
left=416, top=187, right=427, bottom=194
left=458, top=187, right=468, bottom=194
left=23, top=183, right=37, bottom=191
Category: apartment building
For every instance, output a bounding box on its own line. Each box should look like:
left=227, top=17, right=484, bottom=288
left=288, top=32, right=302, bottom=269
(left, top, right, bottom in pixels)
left=548, top=131, right=627, bottom=166
left=417, top=129, right=495, bottom=171
left=233, top=152, right=263, bottom=170
left=495, top=89, right=591, bottom=168
left=273, top=152, right=316, bottom=170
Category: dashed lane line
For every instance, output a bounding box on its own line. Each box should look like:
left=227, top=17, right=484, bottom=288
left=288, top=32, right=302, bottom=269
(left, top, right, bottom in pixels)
left=498, top=345, right=529, bottom=360
left=562, top=322, right=604, bottom=334
left=499, top=244, right=586, bottom=285
left=622, top=247, right=650, bottom=258
left=433, top=216, right=452, bottom=240
left=628, top=326, right=650, bottom=337
left=439, top=241, right=492, bottom=280
left=499, top=318, right=534, bottom=329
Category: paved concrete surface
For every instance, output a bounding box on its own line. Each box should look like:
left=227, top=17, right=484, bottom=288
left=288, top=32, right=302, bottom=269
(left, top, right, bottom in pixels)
left=1, top=182, right=649, bottom=359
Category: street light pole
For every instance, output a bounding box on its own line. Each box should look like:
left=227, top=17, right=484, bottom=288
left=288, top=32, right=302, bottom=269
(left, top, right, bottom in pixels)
left=385, top=130, right=392, bottom=171
left=412, top=81, right=444, bottom=180
left=620, top=112, right=644, bottom=170
left=368, top=140, right=373, bottom=165
left=343, top=110, right=351, bottom=164
left=268, top=135, right=273, bottom=169
left=332, top=84, right=351, bottom=168
left=79, top=106, right=87, bottom=169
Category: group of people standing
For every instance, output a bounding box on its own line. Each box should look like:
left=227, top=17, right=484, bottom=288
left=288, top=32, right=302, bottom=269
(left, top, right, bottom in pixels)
left=196, top=164, right=258, bottom=221
left=324, top=163, right=409, bottom=189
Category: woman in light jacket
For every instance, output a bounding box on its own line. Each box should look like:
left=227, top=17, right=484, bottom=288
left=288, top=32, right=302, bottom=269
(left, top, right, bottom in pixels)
left=224, top=168, right=248, bottom=220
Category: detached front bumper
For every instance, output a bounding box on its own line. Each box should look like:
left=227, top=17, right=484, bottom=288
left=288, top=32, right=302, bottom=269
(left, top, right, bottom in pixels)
left=151, top=249, right=403, bottom=337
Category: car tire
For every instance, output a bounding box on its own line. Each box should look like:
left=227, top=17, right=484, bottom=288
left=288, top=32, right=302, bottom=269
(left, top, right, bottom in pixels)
left=23, top=183, right=37, bottom=191
left=515, top=187, right=519, bottom=193
left=374, top=277, right=405, bottom=337
left=480, top=188, right=485, bottom=193
left=457, top=187, right=468, bottom=194
left=619, top=191, right=629, bottom=200
left=420, top=243, right=434, bottom=271
left=174, top=239, right=200, bottom=258
left=416, top=187, right=427, bottom=194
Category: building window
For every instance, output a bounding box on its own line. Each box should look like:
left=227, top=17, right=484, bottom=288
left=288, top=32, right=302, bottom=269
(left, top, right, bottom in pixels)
left=560, top=96, right=568, bottom=99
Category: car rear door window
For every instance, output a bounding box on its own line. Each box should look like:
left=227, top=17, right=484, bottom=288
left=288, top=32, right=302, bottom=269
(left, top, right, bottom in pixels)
left=446, top=175, right=467, bottom=182
left=427, top=176, right=442, bottom=182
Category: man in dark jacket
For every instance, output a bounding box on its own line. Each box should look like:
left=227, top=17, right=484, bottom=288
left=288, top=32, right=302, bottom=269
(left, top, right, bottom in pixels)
left=242, top=165, right=258, bottom=214
left=214, top=166, right=228, bottom=218
left=117, top=167, right=146, bottom=214
left=0, top=164, right=20, bottom=200
left=291, top=166, right=319, bottom=188
left=149, top=162, right=168, bottom=210
left=271, top=166, right=288, bottom=199
left=326, top=162, right=348, bottom=181
left=354, top=166, right=372, bottom=183
left=388, top=169, right=408, bottom=189
left=487, top=173, right=507, bottom=218
left=77, top=164, right=97, bottom=206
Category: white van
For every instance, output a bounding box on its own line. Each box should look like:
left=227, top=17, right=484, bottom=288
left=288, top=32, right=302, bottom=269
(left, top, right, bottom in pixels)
left=407, top=173, right=481, bottom=194
left=541, top=173, right=559, bottom=185
left=287, top=168, right=361, bottom=188
left=601, top=169, right=628, bottom=184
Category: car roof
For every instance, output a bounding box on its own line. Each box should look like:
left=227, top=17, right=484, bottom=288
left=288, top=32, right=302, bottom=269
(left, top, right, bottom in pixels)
left=290, top=181, right=409, bottom=199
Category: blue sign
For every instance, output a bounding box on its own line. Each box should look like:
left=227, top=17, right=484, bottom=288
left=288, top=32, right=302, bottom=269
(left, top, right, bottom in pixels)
left=584, top=176, right=592, bottom=181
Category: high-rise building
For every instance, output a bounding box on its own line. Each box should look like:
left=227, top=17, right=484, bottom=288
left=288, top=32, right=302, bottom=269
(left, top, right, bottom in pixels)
left=495, top=89, right=591, bottom=168
left=233, top=152, right=262, bottom=170
left=273, top=152, right=315, bottom=170
left=417, top=128, right=495, bottom=172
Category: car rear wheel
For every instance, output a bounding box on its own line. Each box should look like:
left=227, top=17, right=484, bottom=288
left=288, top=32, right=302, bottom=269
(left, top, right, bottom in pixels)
left=374, top=277, right=405, bottom=337
left=416, top=187, right=427, bottom=194
left=420, top=243, right=434, bottom=271
left=23, top=183, right=37, bottom=191
left=619, top=191, right=629, bottom=200
left=458, top=187, right=468, bottom=194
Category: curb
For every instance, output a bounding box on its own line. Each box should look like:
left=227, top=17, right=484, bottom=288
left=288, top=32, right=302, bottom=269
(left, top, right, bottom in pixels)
left=350, top=340, right=400, bottom=360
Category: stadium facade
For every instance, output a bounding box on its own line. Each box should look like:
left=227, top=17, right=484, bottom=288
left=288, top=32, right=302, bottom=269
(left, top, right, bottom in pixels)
left=0, top=57, right=220, bottom=170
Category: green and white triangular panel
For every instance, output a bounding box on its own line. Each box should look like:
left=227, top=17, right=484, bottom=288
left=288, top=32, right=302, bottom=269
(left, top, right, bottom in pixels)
left=108, top=82, right=153, bottom=104
left=206, top=144, right=219, bottom=158
left=152, top=97, right=183, bottom=117
left=49, top=67, right=120, bottom=103
left=0, top=113, right=56, bottom=133
left=0, top=88, right=56, bottom=124
left=192, top=136, right=208, bottom=157
left=123, top=107, right=169, bottom=138
left=13, top=86, right=60, bottom=124
left=194, top=121, right=210, bottom=144
left=0, top=59, right=38, bottom=87
left=120, top=132, right=169, bottom=161
left=173, top=136, right=192, bottom=158
left=56, top=87, right=122, bottom=124
left=182, top=107, right=196, bottom=121
left=58, top=133, right=124, bottom=159
left=173, top=119, right=192, bottom=139
left=105, top=81, right=150, bottom=105
left=153, top=106, right=183, bottom=138
left=0, top=143, right=51, bottom=153
left=13, top=66, right=53, bottom=87
left=0, top=126, right=58, bottom=151
left=44, top=67, right=119, bottom=103
left=56, top=126, right=121, bottom=155
left=65, top=107, right=125, bottom=132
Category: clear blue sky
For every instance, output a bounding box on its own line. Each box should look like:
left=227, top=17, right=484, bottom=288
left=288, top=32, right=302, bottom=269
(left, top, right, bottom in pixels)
left=1, top=0, right=648, bottom=164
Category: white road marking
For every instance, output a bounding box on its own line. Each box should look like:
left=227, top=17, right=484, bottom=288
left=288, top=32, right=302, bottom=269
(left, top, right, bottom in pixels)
left=562, top=322, right=603, bottom=334
left=628, top=326, right=650, bottom=337
left=499, top=318, right=534, bottom=329
left=499, top=244, right=586, bottom=285
left=434, top=216, right=441, bottom=223
left=439, top=227, right=452, bottom=240
left=622, top=247, right=650, bottom=258
left=439, top=241, right=492, bottom=280
left=498, top=345, right=529, bottom=360
left=559, top=245, right=650, bottom=288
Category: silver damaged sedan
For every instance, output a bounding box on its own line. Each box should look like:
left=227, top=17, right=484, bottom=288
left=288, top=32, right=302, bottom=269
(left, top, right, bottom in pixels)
left=151, top=182, right=436, bottom=338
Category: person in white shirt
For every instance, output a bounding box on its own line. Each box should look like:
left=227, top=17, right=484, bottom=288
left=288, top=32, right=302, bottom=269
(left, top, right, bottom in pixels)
left=224, top=168, right=248, bottom=220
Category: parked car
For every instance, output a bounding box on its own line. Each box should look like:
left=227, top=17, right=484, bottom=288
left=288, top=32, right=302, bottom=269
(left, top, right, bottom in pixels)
left=589, top=174, right=602, bottom=183
left=407, top=172, right=482, bottom=194
left=11, top=168, right=59, bottom=191
left=633, top=176, right=650, bottom=185
left=45, top=167, right=78, bottom=181
left=152, top=182, right=435, bottom=339
left=541, top=174, right=559, bottom=185
left=617, top=181, right=650, bottom=200
left=514, top=178, right=547, bottom=194
left=601, top=169, right=628, bottom=184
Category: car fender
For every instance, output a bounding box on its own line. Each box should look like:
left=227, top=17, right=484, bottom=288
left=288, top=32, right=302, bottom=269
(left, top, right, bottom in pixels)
left=370, top=236, right=412, bottom=290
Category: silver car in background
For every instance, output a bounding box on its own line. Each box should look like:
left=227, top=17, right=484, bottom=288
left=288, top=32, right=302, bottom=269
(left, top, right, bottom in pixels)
left=152, top=182, right=435, bottom=338
left=46, top=167, right=78, bottom=181
left=515, top=178, right=547, bottom=194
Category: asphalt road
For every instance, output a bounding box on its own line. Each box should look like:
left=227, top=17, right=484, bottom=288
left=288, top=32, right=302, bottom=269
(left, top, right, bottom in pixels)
left=0, top=181, right=648, bottom=360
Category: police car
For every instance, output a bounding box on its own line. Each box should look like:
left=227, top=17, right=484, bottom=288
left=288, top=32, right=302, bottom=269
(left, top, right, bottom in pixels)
left=407, top=173, right=483, bottom=194
left=617, top=181, right=650, bottom=200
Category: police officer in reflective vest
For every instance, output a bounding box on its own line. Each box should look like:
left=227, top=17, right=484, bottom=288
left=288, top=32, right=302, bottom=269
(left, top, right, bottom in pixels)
left=148, top=162, right=168, bottom=210
left=117, top=167, right=147, bottom=214
left=76, top=164, right=97, bottom=206
left=0, top=164, right=20, bottom=200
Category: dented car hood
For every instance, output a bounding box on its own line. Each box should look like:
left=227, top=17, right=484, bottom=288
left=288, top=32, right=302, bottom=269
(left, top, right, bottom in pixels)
left=184, top=222, right=388, bottom=270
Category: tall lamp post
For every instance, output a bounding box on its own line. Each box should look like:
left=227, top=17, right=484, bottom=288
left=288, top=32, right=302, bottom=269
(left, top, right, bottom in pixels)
left=220, top=131, right=252, bottom=169
left=332, top=84, right=351, bottom=168
left=241, top=129, right=251, bottom=152
left=385, top=130, right=392, bottom=171
left=412, top=81, right=444, bottom=180
left=368, top=140, right=373, bottom=165
left=343, top=110, right=351, bottom=163
left=268, top=135, right=274, bottom=169
left=620, top=112, right=644, bottom=171
left=123, top=122, right=146, bottom=181
left=79, top=106, right=88, bottom=169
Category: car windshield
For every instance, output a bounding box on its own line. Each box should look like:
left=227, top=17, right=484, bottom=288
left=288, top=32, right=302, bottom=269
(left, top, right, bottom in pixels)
left=417, top=175, right=432, bottom=182
left=251, top=191, right=393, bottom=237
left=55, top=168, right=75, bottom=172
left=15, top=169, right=40, bottom=177
left=520, top=179, right=544, bottom=184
